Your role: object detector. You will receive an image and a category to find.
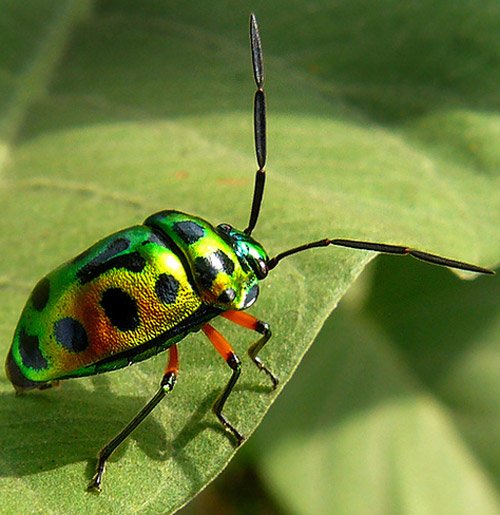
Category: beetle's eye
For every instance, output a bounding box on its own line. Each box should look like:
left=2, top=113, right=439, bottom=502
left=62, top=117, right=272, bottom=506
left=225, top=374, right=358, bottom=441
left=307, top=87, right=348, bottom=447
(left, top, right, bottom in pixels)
left=217, top=223, right=232, bottom=234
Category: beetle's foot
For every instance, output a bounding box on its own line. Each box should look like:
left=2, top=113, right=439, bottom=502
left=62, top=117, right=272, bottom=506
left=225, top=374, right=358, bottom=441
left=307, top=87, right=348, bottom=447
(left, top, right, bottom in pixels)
left=252, top=356, right=279, bottom=389
left=262, top=367, right=279, bottom=390
left=87, top=465, right=104, bottom=493
left=216, top=411, right=245, bottom=446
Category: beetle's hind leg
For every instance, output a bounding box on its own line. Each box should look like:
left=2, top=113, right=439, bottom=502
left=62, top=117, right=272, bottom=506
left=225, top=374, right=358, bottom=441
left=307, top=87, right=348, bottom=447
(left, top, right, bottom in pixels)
left=87, top=344, right=179, bottom=493
left=222, top=310, right=278, bottom=389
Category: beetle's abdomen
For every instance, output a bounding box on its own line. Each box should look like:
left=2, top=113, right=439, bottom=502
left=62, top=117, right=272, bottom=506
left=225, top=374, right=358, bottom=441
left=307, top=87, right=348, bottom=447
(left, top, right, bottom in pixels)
left=6, top=226, right=210, bottom=388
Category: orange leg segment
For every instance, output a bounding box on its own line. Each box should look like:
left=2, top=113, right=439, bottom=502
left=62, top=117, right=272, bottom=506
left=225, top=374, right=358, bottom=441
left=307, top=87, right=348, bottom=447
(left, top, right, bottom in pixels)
left=202, top=324, right=244, bottom=444
left=202, top=323, right=235, bottom=362
left=222, top=310, right=278, bottom=388
left=164, top=342, right=179, bottom=377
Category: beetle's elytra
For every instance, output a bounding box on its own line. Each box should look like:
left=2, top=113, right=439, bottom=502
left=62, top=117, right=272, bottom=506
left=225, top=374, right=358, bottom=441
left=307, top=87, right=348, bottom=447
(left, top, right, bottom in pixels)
left=5, top=14, right=493, bottom=492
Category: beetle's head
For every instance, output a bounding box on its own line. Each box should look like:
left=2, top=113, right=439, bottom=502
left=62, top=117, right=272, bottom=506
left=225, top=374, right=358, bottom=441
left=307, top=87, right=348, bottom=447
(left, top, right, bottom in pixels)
left=216, top=223, right=269, bottom=281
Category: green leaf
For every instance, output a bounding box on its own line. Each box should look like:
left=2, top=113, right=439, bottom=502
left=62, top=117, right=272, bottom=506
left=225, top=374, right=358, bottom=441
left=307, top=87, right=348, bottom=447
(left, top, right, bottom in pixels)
left=0, top=1, right=498, bottom=513
left=253, top=258, right=499, bottom=515
left=0, top=0, right=92, bottom=167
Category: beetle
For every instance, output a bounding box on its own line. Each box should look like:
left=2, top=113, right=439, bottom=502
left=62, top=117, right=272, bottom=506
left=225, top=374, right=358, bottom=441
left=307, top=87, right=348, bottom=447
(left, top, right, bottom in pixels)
left=5, top=14, right=493, bottom=492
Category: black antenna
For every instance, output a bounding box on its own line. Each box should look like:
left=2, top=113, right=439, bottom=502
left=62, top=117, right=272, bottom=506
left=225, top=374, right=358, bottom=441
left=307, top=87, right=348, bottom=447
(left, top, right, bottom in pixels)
left=243, top=16, right=492, bottom=277
left=244, top=13, right=267, bottom=235
left=267, top=238, right=494, bottom=275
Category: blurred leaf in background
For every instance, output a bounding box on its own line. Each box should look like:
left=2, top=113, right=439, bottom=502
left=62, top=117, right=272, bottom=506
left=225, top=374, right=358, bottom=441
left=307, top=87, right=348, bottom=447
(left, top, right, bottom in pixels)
left=249, top=258, right=499, bottom=515
left=0, top=0, right=498, bottom=513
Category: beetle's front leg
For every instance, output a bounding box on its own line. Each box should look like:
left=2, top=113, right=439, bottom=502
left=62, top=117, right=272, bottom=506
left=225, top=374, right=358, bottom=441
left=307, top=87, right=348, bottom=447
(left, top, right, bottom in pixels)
left=222, top=310, right=278, bottom=389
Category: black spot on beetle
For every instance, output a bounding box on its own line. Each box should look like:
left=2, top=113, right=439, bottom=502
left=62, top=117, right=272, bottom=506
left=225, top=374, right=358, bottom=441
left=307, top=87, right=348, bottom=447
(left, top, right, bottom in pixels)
left=112, top=237, right=131, bottom=252
left=155, top=274, right=179, bottom=304
left=30, top=277, right=50, bottom=311
left=5, top=349, right=41, bottom=389
left=218, top=288, right=236, bottom=304
left=216, top=250, right=235, bottom=275
left=243, top=284, right=259, bottom=308
left=102, top=237, right=131, bottom=257
left=142, top=233, right=165, bottom=246
left=78, top=251, right=146, bottom=284
left=100, top=288, right=139, bottom=331
left=54, top=317, right=89, bottom=353
left=18, top=329, right=47, bottom=370
left=73, top=237, right=130, bottom=265
left=194, top=256, right=218, bottom=289
left=173, top=221, right=205, bottom=244
left=194, top=250, right=235, bottom=289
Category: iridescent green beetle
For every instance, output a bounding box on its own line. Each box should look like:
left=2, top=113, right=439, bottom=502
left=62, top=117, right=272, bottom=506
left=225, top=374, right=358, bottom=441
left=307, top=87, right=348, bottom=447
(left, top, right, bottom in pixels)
left=5, top=14, right=493, bottom=492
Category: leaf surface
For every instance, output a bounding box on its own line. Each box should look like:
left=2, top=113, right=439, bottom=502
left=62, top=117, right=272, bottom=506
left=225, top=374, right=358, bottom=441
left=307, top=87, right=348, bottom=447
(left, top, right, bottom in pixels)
left=0, top=1, right=498, bottom=513
left=254, top=258, right=499, bottom=515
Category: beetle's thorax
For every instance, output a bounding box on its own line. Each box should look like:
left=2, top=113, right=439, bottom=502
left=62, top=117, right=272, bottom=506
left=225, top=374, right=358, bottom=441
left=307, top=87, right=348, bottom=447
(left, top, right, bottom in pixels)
left=144, top=211, right=267, bottom=310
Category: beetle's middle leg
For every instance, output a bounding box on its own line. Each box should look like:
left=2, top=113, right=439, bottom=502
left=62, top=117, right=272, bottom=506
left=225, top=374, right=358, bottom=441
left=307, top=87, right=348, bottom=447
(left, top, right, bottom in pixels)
left=202, top=323, right=244, bottom=445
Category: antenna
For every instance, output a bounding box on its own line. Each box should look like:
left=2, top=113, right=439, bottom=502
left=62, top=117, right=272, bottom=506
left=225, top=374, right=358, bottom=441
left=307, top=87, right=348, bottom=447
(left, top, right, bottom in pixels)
left=244, top=13, right=267, bottom=235
left=267, top=238, right=494, bottom=275
left=243, top=16, right=493, bottom=277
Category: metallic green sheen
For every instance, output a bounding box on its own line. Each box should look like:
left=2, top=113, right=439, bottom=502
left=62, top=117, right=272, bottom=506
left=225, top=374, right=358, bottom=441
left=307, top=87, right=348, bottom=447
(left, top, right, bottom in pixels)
left=6, top=210, right=269, bottom=389
left=145, top=210, right=266, bottom=310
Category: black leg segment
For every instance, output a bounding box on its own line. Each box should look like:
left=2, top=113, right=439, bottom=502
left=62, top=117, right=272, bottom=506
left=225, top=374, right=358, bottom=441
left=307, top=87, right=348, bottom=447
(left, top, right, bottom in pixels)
left=222, top=310, right=278, bottom=389
left=87, top=345, right=179, bottom=492
left=213, top=353, right=244, bottom=445
left=202, top=323, right=245, bottom=445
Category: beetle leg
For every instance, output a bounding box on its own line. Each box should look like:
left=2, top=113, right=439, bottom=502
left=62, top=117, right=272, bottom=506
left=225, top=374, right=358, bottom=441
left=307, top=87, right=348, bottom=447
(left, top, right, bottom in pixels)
left=87, top=344, right=179, bottom=493
left=201, top=323, right=244, bottom=445
left=222, top=310, right=278, bottom=389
